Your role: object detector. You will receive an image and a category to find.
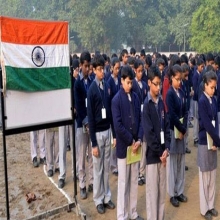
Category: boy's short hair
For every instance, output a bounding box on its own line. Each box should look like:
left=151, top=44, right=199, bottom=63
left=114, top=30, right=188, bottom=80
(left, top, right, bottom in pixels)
left=80, top=51, right=91, bottom=64
left=214, top=56, right=220, bottom=67
left=148, top=65, right=161, bottom=81
left=130, top=47, right=136, bottom=55
left=134, top=59, right=144, bottom=69
left=181, top=63, right=189, bottom=73
left=145, top=55, right=152, bottom=67
left=92, top=55, right=105, bottom=68
left=121, top=65, right=134, bottom=80
left=156, top=58, right=165, bottom=66
left=128, top=57, right=135, bottom=66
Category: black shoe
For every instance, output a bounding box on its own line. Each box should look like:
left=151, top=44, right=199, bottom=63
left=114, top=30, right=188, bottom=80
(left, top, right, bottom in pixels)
left=96, top=204, right=105, bottom=214
left=55, top=168, right=60, bottom=173
left=185, top=166, right=189, bottom=171
left=170, top=197, right=179, bottom=207
left=140, top=175, right=145, bottom=184
left=58, top=179, right=65, bottom=188
left=47, top=169, right=53, bottom=177
left=88, top=184, right=93, bottom=192
left=202, top=211, right=212, bottom=220
left=66, top=145, right=71, bottom=151
left=176, top=194, right=187, bottom=202
left=80, top=187, right=87, bottom=199
left=138, top=175, right=144, bottom=186
left=113, top=171, right=118, bottom=176
left=209, top=208, right=218, bottom=216
left=194, top=139, right=198, bottom=145
left=33, top=157, right=39, bottom=167
left=39, top=157, right=46, bottom=165
left=104, top=200, right=115, bottom=209
left=185, top=148, right=191, bottom=154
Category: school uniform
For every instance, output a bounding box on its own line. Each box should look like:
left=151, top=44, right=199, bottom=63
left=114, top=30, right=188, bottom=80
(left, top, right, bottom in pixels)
left=141, top=69, right=148, bottom=85
left=216, top=70, right=220, bottom=137
left=181, top=79, right=191, bottom=151
left=188, top=67, right=195, bottom=119
left=30, top=130, right=46, bottom=162
left=111, top=88, right=143, bottom=220
left=107, top=75, right=121, bottom=174
left=198, top=92, right=220, bottom=216
left=74, top=73, right=93, bottom=190
left=166, top=86, right=188, bottom=198
left=45, top=128, right=59, bottom=173
left=132, top=79, right=148, bottom=180
left=192, top=69, right=200, bottom=141
left=87, top=77, right=115, bottom=207
left=143, top=92, right=170, bottom=220
left=58, top=74, right=77, bottom=186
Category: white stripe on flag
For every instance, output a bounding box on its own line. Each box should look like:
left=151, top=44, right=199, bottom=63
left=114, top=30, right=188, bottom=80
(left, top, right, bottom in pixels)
left=2, top=43, right=69, bottom=68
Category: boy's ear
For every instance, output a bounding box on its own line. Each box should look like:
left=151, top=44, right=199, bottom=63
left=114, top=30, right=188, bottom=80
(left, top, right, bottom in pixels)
left=148, top=79, right=151, bottom=87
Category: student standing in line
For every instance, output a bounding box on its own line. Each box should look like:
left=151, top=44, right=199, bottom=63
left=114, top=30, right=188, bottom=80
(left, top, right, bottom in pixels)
left=143, top=65, right=170, bottom=220
left=74, top=51, right=93, bottom=199
left=192, top=58, right=205, bottom=146
left=166, top=64, right=188, bottom=208
left=87, top=54, right=115, bottom=214
left=132, top=59, right=148, bottom=186
left=30, top=130, right=46, bottom=167
left=107, top=57, right=121, bottom=176
left=112, top=65, right=143, bottom=220
left=181, top=63, right=191, bottom=154
left=197, top=71, right=220, bottom=220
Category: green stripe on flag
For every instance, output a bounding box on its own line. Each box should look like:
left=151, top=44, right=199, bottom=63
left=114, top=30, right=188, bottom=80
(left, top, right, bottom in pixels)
left=6, top=66, right=71, bottom=91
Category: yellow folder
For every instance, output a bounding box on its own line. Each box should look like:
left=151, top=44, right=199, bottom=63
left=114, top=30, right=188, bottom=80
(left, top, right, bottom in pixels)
left=174, top=117, right=183, bottom=139
left=126, top=145, right=142, bottom=165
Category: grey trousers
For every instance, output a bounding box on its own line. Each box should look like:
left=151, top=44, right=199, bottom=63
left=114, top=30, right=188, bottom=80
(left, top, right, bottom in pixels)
left=117, top=159, right=139, bottom=220
left=146, top=163, right=166, bottom=220
left=77, top=127, right=93, bottom=188
left=59, top=124, right=78, bottom=180
left=167, top=154, right=185, bottom=197
left=199, top=168, right=216, bottom=215
left=45, top=130, right=59, bottom=171
left=93, top=128, right=111, bottom=206
left=140, top=140, right=147, bottom=176
left=193, top=101, right=198, bottom=140
left=30, top=130, right=45, bottom=160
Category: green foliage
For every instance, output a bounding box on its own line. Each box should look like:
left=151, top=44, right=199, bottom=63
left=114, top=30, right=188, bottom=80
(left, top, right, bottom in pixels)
left=0, top=0, right=219, bottom=53
left=190, top=0, right=220, bottom=53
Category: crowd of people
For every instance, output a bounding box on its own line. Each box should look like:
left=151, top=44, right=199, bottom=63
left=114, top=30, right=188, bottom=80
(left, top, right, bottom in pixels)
left=30, top=48, right=220, bottom=220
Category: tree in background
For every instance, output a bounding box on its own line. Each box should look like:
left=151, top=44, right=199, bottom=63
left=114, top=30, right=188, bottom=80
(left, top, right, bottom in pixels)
left=190, top=0, right=220, bottom=53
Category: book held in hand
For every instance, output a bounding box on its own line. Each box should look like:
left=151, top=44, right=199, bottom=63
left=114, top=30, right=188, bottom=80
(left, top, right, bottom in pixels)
left=174, top=117, right=183, bottom=139
left=126, top=145, right=142, bottom=165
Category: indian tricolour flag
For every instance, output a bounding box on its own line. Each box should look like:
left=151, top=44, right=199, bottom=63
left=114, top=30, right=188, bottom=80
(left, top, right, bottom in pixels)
left=0, top=17, right=72, bottom=129
left=0, top=16, right=70, bottom=91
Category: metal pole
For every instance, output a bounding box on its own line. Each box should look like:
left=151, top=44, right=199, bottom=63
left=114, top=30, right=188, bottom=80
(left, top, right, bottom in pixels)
left=1, top=69, right=10, bottom=219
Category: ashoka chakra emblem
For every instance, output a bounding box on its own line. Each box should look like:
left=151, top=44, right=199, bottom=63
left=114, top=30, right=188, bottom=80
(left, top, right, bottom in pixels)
left=31, top=46, right=45, bottom=67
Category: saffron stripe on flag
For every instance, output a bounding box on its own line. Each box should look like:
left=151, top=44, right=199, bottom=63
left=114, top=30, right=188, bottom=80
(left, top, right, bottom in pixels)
left=5, top=66, right=71, bottom=91
left=0, top=16, right=68, bottom=45
left=2, top=43, right=69, bottom=68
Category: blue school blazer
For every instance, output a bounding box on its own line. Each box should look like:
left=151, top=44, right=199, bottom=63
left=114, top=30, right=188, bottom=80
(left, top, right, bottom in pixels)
left=166, top=86, right=188, bottom=135
left=198, top=92, right=220, bottom=147
left=111, top=88, right=143, bottom=159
